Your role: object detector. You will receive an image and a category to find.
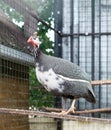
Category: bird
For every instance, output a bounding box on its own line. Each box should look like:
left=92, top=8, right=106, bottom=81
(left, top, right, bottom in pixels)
left=27, top=32, right=96, bottom=115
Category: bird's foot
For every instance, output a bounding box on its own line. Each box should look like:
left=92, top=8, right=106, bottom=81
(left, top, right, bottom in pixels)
left=52, top=110, right=66, bottom=115
left=52, top=107, right=76, bottom=115
left=61, top=106, right=76, bottom=115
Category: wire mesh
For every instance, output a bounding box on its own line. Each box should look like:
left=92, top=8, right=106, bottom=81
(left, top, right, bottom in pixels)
left=1, top=0, right=111, bottom=130
left=0, top=0, right=56, bottom=130
left=60, top=0, right=111, bottom=119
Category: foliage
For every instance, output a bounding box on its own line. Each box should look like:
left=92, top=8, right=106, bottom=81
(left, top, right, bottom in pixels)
left=24, top=0, right=54, bottom=21
left=38, top=23, right=54, bottom=55
left=0, top=1, right=23, bottom=24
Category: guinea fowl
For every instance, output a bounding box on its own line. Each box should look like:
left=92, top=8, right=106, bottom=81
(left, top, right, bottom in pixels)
left=27, top=32, right=96, bottom=115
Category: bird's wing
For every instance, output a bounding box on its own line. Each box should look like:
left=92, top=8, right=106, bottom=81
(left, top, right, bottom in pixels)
left=52, top=58, right=91, bottom=82
left=53, top=66, right=96, bottom=103
left=41, top=53, right=91, bottom=82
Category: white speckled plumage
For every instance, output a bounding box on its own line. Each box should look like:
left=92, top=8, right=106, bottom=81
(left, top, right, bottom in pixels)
left=36, top=67, right=64, bottom=92
left=27, top=33, right=96, bottom=114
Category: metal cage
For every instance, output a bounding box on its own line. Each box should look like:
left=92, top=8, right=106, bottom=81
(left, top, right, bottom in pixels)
left=54, top=0, right=111, bottom=118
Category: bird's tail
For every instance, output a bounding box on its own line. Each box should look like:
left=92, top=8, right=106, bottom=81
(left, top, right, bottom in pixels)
left=86, top=89, right=96, bottom=103
left=86, top=84, right=96, bottom=103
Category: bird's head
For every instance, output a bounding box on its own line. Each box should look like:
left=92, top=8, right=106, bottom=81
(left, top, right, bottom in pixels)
left=27, top=32, right=40, bottom=48
left=27, top=32, right=41, bottom=57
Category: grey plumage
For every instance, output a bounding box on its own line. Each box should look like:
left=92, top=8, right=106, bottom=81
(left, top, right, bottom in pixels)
left=35, top=50, right=96, bottom=103
left=27, top=33, right=96, bottom=114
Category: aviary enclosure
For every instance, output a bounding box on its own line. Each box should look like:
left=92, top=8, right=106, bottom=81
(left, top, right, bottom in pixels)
left=0, top=0, right=111, bottom=130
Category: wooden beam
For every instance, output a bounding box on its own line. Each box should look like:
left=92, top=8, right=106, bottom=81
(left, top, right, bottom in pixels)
left=0, top=10, right=33, bottom=55
left=3, top=0, right=61, bottom=36
left=0, top=108, right=111, bottom=123
left=43, top=107, right=111, bottom=114
left=91, top=80, right=111, bottom=86
left=3, top=0, right=38, bottom=36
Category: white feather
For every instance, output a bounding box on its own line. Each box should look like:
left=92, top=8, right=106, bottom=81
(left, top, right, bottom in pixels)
left=57, top=74, right=90, bottom=83
left=35, top=67, right=64, bottom=92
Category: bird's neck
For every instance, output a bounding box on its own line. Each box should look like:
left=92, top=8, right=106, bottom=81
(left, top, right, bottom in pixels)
left=33, top=47, right=41, bottom=58
left=34, top=47, right=45, bottom=64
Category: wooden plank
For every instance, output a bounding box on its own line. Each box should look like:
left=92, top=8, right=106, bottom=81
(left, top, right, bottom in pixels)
left=62, top=120, right=111, bottom=130
left=91, top=80, right=111, bottom=85
left=29, top=117, right=57, bottom=130
left=0, top=108, right=111, bottom=123
left=43, top=107, right=111, bottom=114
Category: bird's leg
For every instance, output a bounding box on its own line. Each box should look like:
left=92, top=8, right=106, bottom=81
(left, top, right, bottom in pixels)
left=53, top=99, right=76, bottom=115
left=59, top=97, right=67, bottom=114
left=52, top=97, right=67, bottom=115
left=62, top=97, right=67, bottom=110
left=63, top=99, right=76, bottom=115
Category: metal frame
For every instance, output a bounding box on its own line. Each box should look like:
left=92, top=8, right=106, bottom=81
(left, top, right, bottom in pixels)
left=54, top=0, right=111, bottom=119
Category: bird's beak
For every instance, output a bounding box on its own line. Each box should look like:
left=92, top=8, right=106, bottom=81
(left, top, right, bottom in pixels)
left=27, top=37, right=33, bottom=43
left=27, top=37, right=38, bottom=47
